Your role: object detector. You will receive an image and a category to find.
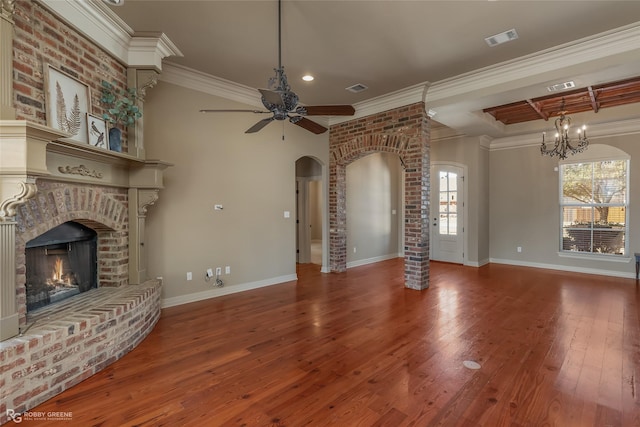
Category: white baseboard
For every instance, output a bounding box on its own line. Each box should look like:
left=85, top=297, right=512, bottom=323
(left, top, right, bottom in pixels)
left=161, top=273, right=298, bottom=308
left=347, top=253, right=401, bottom=269
left=465, top=258, right=490, bottom=267
left=489, top=257, right=636, bottom=279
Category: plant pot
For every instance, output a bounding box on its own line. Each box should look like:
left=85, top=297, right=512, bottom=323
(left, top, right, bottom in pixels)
left=108, top=127, right=122, bottom=152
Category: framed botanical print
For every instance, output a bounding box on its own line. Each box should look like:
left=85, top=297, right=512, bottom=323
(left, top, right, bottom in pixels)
left=44, top=64, right=91, bottom=144
left=87, top=113, right=108, bottom=149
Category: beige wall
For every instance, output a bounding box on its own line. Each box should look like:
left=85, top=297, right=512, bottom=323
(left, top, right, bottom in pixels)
left=346, top=152, right=402, bottom=265
left=489, top=136, right=640, bottom=276
left=142, top=82, right=329, bottom=303
left=141, top=81, right=639, bottom=306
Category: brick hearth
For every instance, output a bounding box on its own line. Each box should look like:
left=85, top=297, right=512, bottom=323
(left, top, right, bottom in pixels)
left=0, top=279, right=161, bottom=425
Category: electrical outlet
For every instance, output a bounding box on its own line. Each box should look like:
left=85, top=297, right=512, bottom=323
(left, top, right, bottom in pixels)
left=216, top=267, right=222, bottom=276
left=353, top=247, right=357, bottom=253
left=225, top=266, right=230, bottom=274
left=187, top=272, right=192, bottom=281
left=517, top=246, right=522, bottom=253
left=206, top=268, right=214, bottom=278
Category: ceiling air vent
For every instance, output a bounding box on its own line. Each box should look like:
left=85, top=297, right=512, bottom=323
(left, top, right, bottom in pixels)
left=546, top=81, right=576, bottom=92
left=485, top=28, right=519, bottom=47
left=346, top=83, right=368, bottom=93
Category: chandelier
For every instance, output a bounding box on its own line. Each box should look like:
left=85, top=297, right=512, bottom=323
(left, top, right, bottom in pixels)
left=540, top=100, right=588, bottom=159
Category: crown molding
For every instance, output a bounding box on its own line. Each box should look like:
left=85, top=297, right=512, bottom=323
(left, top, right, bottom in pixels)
left=128, top=32, right=183, bottom=71
left=330, top=83, right=429, bottom=126
left=489, top=118, right=640, bottom=151
left=37, top=0, right=182, bottom=71
left=160, top=63, right=263, bottom=108
left=426, top=22, right=640, bottom=106
left=41, top=1, right=637, bottom=128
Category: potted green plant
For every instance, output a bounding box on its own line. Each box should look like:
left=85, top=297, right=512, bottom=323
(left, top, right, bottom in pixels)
left=100, top=80, right=142, bottom=152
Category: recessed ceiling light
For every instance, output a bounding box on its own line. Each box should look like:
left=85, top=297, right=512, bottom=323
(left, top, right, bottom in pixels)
left=485, top=28, right=518, bottom=47
left=302, top=75, right=314, bottom=82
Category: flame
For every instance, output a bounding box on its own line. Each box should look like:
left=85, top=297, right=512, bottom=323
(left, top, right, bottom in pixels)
left=52, top=257, right=63, bottom=281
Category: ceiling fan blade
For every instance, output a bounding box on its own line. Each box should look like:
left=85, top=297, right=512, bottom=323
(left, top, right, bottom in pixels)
left=200, top=109, right=269, bottom=113
left=245, top=117, right=275, bottom=133
left=293, top=117, right=328, bottom=134
left=301, top=105, right=355, bottom=116
left=259, top=89, right=285, bottom=107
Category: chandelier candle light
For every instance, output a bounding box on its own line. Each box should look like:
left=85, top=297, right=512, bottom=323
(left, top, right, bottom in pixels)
left=540, top=100, right=589, bottom=159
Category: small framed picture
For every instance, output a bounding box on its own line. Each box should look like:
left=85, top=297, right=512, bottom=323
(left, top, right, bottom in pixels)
left=87, top=113, right=108, bottom=149
left=44, top=64, right=91, bottom=144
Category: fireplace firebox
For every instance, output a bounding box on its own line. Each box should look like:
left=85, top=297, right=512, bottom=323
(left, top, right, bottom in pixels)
left=25, top=221, right=98, bottom=312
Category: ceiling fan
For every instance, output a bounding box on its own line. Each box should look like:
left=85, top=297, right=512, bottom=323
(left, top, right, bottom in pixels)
left=199, top=0, right=355, bottom=135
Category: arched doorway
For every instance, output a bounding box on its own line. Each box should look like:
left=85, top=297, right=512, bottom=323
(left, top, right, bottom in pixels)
left=328, top=102, right=430, bottom=290
left=295, top=156, right=324, bottom=266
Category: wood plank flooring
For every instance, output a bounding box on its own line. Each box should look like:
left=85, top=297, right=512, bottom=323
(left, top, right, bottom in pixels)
left=29, top=260, right=640, bottom=426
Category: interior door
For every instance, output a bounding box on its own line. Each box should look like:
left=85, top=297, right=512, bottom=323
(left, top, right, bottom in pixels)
left=430, top=165, right=464, bottom=263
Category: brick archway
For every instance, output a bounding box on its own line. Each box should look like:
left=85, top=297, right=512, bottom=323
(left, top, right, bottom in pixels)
left=329, top=102, right=431, bottom=290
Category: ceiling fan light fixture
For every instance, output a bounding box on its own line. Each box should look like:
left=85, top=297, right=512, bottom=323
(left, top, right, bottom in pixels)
left=199, top=0, right=354, bottom=135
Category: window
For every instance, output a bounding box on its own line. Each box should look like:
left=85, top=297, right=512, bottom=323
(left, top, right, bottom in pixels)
left=439, top=170, right=458, bottom=235
left=560, top=154, right=629, bottom=256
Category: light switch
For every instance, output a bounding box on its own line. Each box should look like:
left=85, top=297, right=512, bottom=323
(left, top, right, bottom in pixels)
left=284, top=211, right=290, bottom=218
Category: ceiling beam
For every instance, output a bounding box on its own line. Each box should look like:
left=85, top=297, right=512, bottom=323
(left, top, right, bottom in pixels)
left=587, top=86, right=599, bottom=113
left=526, top=100, right=549, bottom=121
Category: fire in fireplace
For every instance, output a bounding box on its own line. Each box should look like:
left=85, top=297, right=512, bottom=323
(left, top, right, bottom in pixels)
left=25, top=221, right=98, bottom=312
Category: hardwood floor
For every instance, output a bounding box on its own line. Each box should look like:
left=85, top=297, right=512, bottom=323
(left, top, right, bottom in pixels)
left=30, top=260, right=640, bottom=426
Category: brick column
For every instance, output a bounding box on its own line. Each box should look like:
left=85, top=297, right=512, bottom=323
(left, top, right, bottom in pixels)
left=329, top=102, right=431, bottom=289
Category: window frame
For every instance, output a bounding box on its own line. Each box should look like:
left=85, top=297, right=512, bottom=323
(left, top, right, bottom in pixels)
left=558, top=147, right=630, bottom=258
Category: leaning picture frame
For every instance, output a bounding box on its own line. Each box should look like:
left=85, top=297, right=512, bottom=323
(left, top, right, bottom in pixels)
left=44, top=64, right=91, bottom=144
left=87, top=113, right=108, bottom=149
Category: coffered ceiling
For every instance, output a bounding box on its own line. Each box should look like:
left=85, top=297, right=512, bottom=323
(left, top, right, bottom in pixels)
left=484, top=77, right=640, bottom=125
left=103, top=1, right=640, bottom=138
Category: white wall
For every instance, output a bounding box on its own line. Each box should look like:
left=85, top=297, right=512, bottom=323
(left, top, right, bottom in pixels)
left=142, top=82, right=329, bottom=305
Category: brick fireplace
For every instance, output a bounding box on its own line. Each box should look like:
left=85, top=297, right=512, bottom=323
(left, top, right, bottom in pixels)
left=0, top=122, right=170, bottom=424
left=16, top=180, right=130, bottom=323
left=0, top=0, right=181, bottom=421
